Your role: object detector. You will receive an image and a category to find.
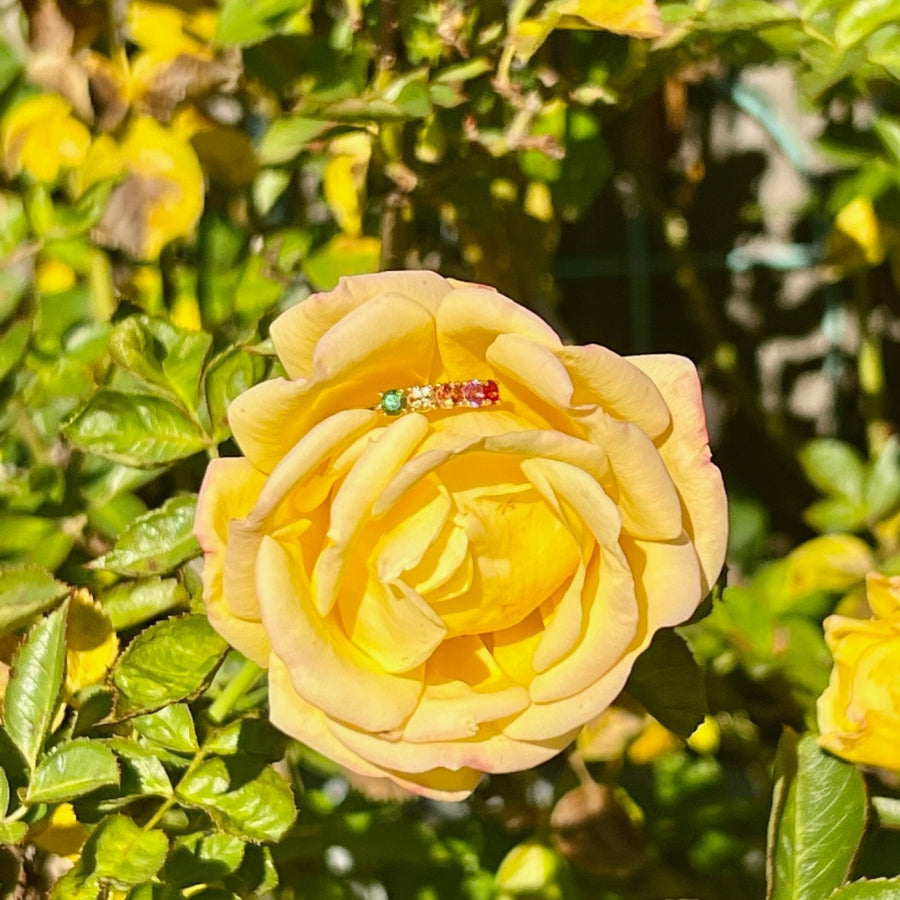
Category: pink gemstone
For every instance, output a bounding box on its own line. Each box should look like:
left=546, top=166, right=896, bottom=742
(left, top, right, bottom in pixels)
left=463, top=380, right=486, bottom=405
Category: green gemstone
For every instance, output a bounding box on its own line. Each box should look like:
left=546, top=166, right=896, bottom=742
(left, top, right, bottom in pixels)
left=381, top=389, right=406, bottom=415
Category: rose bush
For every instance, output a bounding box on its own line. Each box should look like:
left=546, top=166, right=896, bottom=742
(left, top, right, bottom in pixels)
left=818, top=572, right=900, bottom=771
left=195, top=270, right=727, bottom=799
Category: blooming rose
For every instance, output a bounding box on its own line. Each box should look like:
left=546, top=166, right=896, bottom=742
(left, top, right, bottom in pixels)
left=817, top=572, right=900, bottom=771
left=195, top=271, right=727, bottom=800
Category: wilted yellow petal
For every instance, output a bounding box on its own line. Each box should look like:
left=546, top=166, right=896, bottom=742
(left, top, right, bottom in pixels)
left=825, top=196, right=886, bottom=270
left=626, top=718, right=681, bottom=764
left=557, top=0, right=663, bottom=36
left=28, top=803, right=88, bottom=860
left=66, top=588, right=118, bottom=695
left=324, top=133, right=372, bottom=237
left=128, top=1, right=216, bottom=58
left=82, top=117, right=205, bottom=260
left=36, top=257, right=77, bottom=294
left=1, top=94, right=91, bottom=183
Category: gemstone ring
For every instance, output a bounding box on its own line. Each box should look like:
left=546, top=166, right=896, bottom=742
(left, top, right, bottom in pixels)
left=374, top=379, right=500, bottom=416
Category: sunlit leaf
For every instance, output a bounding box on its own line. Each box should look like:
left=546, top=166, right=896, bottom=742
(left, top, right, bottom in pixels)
left=90, top=495, right=200, bottom=577
left=4, top=602, right=67, bottom=770
left=131, top=704, right=199, bottom=754
left=0, top=565, right=68, bottom=635
left=112, top=614, right=227, bottom=716
left=27, top=739, right=119, bottom=803
left=99, top=577, right=189, bottom=631
left=768, top=733, right=867, bottom=900
left=304, top=234, right=381, bottom=290
left=65, top=391, right=209, bottom=467
left=177, top=757, right=297, bottom=842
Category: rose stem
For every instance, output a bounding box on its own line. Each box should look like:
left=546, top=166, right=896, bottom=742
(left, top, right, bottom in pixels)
left=208, top=658, right=264, bottom=724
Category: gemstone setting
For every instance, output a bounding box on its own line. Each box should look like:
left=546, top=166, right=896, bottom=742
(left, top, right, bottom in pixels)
left=375, top=380, right=500, bottom=415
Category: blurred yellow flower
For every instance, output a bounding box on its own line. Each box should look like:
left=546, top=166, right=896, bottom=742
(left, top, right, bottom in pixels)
left=28, top=803, right=88, bottom=860
left=1, top=94, right=91, bottom=183
left=79, top=116, right=204, bottom=259
left=65, top=588, right=118, bottom=696
left=817, top=572, right=900, bottom=771
left=36, top=257, right=77, bottom=294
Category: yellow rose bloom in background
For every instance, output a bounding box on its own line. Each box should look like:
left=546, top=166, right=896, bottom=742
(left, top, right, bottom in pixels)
left=195, top=271, right=727, bottom=800
left=818, top=572, right=900, bottom=771
left=1, top=94, right=91, bottom=183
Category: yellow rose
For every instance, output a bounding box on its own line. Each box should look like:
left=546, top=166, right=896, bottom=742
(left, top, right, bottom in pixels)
left=195, top=271, right=727, bottom=800
left=1, top=94, right=91, bottom=183
left=817, top=572, right=900, bottom=771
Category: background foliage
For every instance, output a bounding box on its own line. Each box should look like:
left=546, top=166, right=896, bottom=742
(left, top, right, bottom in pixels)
left=2, top=0, right=900, bottom=897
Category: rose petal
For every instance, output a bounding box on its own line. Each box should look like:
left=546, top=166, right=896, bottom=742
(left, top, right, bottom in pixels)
left=628, top=354, right=727, bottom=591
left=268, top=655, right=481, bottom=800
left=584, top=414, right=684, bottom=541
left=338, top=577, right=447, bottom=674
left=436, top=286, right=561, bottom=379
left=402, top=636, right=531, bottom=742
left=555, top=344, right=671, bottom=439
left=313, top=413, right=429, bottom=616
left=258, top=536, right=423, bottom=733
left=328, top=712, right=572, bottom=776
left=622, top=534, right=703, bottom=631
left=195, top=457, right=270, bottom=664
left=270, top=270, right=453, bottom=379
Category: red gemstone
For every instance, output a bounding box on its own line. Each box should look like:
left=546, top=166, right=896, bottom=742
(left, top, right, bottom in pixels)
left=483, top=380, right=499, bottom=403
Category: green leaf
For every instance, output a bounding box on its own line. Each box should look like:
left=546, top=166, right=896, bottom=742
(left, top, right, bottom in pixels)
left=865, top=435, right=900, bottom=522
left=4, top=602, right=67, bottom=770
left=0, top=33, right=24, bottom=95
left=701, top=0, right=795, bottom=30
left=803, top=496, right=869, bottom=533
left=258, top=117, right=335, bottom=165
left=0, top=319, right=30, bottom=382
left=798, top=439, right=867, bottom=501
left=0, top=565, right=69, bottom=635
left=68, top=814, right=169, bottom=891
left=872, top=796, right=900, bottom=829
left=164, top=832, right=246, bottom=889
left=132, top=704, right=199, bottom=753
left=177, top=756, right=297, bottom=842
left=100, top=577, right=188, bottom=631
left=0, top=821, right=28, bottom=845
left=304, top=234, right=381, bottom=290
left=112, top=614, right=228, bottom=716
left=625, top=629, right=707, bottom=737
left=64, top=392, right=208, bottom=467
left=106, top=738, right=173, bottom=800
left=829, top=878, right=900, bottom=899
left=71, top=685, right=116, bottom=736
left=108, top=316, right=212, bottom=413
left=768, top=733, right=867, bottom=900
left=27, top=739, right=119, bottom=803
left=205, top=348, right=266, bottom=441
left=0, top=514, right=75, bottom=570
left=216, top=0, right=310, bottom=46
left=204, top=717, right=286, bottom=761
left=89, top=495, right=200, bottom=577
left=0, top=767, right=8, bottom=816
left=834, top=0, right=898, bottom=47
